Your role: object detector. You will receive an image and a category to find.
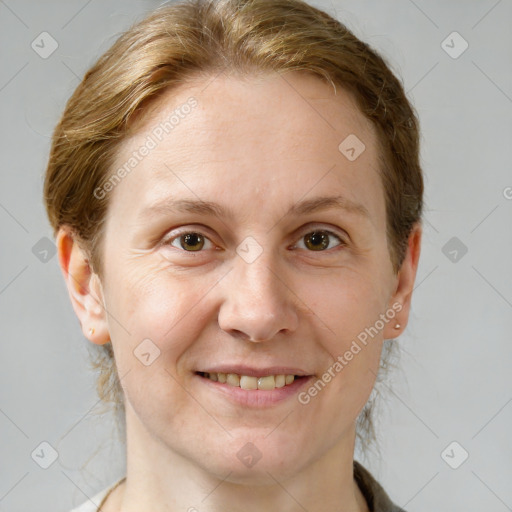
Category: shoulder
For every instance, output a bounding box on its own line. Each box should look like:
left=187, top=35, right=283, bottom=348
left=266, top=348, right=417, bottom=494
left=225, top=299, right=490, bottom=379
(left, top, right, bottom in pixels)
left=353, top=460, right=407, bottom=512
left=69, top=478, right=125, bottom=512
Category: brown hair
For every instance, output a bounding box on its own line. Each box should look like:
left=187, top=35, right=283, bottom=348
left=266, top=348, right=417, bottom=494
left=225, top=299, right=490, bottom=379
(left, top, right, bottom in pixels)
left=44, top=0, right=423, bottom=459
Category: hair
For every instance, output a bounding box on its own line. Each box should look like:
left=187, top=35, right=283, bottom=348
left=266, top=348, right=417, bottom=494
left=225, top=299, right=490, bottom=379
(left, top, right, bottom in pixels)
left=44, top=0, right=423, bottom=460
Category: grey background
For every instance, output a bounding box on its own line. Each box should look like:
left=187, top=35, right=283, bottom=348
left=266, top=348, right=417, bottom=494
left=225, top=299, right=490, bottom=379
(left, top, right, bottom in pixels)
left=1, top=0, right=511, bottom=510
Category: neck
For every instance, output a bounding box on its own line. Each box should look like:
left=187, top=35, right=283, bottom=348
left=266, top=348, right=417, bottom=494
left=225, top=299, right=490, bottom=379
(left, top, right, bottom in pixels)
left=112, top=401, right=369, bottom=512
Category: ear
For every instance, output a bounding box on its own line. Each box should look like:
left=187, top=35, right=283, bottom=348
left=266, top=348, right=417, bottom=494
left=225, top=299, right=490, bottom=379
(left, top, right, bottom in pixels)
left=56, top=226, right=110, bottom=345
left=383, top=222, right=422, bottom=340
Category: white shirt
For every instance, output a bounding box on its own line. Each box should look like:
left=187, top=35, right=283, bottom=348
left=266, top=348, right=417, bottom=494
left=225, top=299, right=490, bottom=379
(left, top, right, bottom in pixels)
left=70, top=478, right=124, bottom=512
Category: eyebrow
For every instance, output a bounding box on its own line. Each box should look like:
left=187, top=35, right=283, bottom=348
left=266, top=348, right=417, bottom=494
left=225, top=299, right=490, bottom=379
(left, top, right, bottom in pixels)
left=138, top=195, right=370, bottom=221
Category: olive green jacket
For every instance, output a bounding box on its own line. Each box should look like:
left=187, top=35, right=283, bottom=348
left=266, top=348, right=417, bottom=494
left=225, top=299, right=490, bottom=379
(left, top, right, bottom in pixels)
left=354, top=460, right=407, bottom=512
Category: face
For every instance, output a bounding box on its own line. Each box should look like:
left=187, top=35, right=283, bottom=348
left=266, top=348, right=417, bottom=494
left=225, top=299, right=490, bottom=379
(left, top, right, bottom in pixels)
left=66, top=71, right=419, bottom=484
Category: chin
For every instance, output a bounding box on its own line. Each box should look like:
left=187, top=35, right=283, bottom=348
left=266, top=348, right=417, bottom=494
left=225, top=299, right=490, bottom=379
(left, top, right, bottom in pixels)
left=195, top=438, right=308, bottom=485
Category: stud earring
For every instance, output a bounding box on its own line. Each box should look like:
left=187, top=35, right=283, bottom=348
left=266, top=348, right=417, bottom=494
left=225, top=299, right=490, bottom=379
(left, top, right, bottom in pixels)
left=394, top=323, right=401, bottom=329
left=88, top=327, right=95, bottom=335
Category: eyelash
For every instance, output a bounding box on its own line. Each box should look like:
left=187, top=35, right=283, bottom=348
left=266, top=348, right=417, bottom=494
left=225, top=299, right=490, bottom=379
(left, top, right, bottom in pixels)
left=161, top=226, right=347, bottom=254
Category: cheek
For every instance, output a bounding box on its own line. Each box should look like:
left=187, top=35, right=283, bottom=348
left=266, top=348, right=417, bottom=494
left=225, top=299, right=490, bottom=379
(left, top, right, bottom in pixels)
left=300, top=272, right=386, bottom=403
left=106, top=265, right=216, bottom=393
left=304, top=269, right=389, bottom=346
left=112, top=262, right=210, bottom=337
left=109, top=270, right=205, bottom=426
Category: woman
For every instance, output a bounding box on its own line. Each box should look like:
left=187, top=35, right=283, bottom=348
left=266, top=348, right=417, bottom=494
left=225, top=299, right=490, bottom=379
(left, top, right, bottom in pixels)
left=44, top=0, right=423, bottom=510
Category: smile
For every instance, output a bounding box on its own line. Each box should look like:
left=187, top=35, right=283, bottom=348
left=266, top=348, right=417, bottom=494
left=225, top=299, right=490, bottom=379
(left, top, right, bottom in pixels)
left=197, top=371, right=300, bottom=390
left=195, top=371, right=314, bottom=407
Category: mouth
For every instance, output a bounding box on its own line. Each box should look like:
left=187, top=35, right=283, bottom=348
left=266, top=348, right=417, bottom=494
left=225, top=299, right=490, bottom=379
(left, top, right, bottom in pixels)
left=194, top=369, right=314, bottom=407
left=195, top=371, right=310, bottom=390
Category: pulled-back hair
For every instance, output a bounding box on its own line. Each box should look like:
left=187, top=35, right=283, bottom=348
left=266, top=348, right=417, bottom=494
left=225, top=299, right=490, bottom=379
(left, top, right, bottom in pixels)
left=44, top=0, right=423, bottom=459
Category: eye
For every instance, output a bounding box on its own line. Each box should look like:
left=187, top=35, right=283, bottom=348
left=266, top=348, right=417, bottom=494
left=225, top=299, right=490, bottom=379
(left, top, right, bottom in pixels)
left=293, top=229, right=346, bottom=252
left=166, top=231, right=214, bottom=252
left=162, top=227, right=346, bottom=254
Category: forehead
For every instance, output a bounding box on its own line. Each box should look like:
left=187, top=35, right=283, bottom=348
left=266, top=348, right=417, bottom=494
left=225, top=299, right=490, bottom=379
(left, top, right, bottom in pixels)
left=107, top=71, right=384, bottom=228
left=130, top=71, right=376, bottom=156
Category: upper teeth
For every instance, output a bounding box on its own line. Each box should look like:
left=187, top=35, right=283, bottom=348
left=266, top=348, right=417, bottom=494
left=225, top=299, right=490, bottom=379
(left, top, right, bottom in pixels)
left=205, top=372, right=296, bottom=390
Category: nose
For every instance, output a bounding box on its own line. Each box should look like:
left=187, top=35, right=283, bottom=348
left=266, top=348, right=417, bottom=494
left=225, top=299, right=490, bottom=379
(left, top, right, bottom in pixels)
left=217, top=250, right=299, bottom=342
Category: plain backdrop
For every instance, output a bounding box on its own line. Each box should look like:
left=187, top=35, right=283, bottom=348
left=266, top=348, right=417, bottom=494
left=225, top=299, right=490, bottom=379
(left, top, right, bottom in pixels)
left=1, top=0, right=511, bottom=511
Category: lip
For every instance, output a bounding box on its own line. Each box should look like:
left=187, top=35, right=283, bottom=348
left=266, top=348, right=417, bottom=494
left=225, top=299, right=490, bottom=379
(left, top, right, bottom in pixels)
left=196, top=365, right=312, bottom=377
left=194, top=371, right=315, bottom=408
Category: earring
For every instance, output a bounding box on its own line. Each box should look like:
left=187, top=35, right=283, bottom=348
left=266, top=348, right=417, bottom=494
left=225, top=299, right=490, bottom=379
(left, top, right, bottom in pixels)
left=394, top=323, right=401, bottom=329
left=88, top=327, right=95, bottom=335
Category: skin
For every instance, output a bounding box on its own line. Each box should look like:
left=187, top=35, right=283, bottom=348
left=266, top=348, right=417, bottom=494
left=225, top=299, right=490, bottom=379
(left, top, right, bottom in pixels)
left=57, top=70, right=421, bottom=511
